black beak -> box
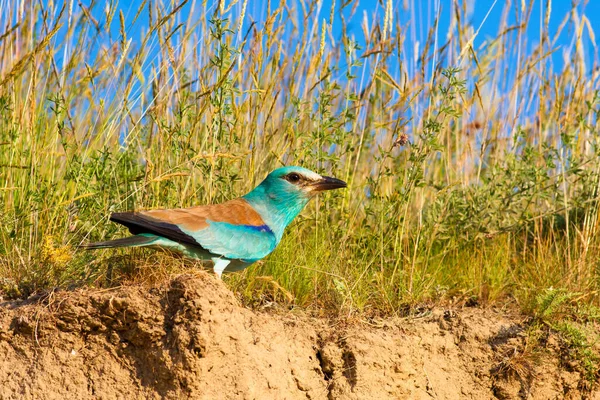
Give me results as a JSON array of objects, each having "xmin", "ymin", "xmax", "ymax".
[{"xmin": 311, "ymin": 176, "xmax": 347, "ymax": 192}]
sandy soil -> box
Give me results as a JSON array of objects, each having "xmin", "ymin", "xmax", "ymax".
[{"xmin": 0, "ymin": 272, "xmax": 595, "ymax": 399}]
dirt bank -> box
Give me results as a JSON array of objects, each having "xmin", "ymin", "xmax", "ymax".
[{"xmin": 0, "ymin": 272, "xmax": 594, "ymax": 399}]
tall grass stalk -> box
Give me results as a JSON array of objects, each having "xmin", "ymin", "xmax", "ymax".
[{"xmin": 0, "ymin": 0, "xmax": 599, "ymax": 317}]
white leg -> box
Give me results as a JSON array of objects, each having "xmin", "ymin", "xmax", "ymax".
[{"xmin": 212, "ymin": 257, "xmax": 231, "ymax": 279}]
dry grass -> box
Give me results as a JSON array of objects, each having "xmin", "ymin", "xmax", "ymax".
[{"xmin": 0, "ymin": 0, "xmax": 599, "ymax": 321}]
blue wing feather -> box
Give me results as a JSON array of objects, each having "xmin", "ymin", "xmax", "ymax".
[{"xmin": 181, "ymin": 221, "xmax": 277, "ymax": 261}]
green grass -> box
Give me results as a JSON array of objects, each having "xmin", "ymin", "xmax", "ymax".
[{"xmin": 1, "ymin": 0, "xmax": 600, "ymax": 324}]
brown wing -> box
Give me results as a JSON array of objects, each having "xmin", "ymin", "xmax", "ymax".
[{"xmin": 109, "ymin": 198, "xmax": 268, "ymax": 249}]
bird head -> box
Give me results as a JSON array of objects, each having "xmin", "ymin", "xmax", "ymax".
[
  {"xmin": 243, "ymin": 166, "xmax": 347, "ymax": 239},
  {"xmin": 261, "ymin": 166, "xmax": 347, "ymax": 198}
]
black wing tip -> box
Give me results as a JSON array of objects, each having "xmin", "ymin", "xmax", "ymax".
[
  {"xmin": 110, "ymin": 211, "xmax": 135, "ymax": 222},
  {"xmin": 107, "ymin": 211, "xmax": 202, "ymax": 249},
  {"xmin": 109, "ymin": 212, "xmax": 147, "ymax": 235}
]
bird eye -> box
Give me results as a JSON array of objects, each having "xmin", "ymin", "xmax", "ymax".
[{"xmin": 286, "ymin": 173, "xmax": 301, "ymax": 183}]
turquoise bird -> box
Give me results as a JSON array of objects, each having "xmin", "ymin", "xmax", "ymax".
[{"xmin": 82, "ymin": 166, "xmax": 346, "ymax": 278}]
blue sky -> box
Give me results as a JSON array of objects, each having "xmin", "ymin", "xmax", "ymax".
[
  {"xmin": 49, "ymin": 0, "xmax": 593, "ymax": 141},
  {"xmin": 15, "ymin": 0, "xmax": 596, "ymax": 136},
  {"xmin": 101, "ymin": 0, "xmax": 598, "ymax": 72}
]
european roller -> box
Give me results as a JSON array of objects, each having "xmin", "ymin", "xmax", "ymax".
[{"xmin": 82, "ymin": 166, "xmax": 346, "ymax": 278}]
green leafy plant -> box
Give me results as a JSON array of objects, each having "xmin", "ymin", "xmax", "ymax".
[{"xmin": 0, "ymin": 1, "xmax": 599, "ymax": 324}]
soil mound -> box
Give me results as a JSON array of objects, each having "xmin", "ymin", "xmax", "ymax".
[{"xmin": 0, "ymin": 273, "xmax": 594, "ymax": 399}]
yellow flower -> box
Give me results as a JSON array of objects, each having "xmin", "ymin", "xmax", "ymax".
[{"xmin": 42, "ymin": 236, "xmax": 73, "ymax": 267}]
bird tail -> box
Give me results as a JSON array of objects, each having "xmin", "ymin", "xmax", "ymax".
[{"xmin": 79, "ymin": 235, "xmax": 158, "ymax": 249}]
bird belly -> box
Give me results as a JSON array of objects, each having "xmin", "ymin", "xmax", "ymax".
[
  {"xmin": 148, "ymin": 237, "xmax": 213, "ymax": 261},
  {"xmin": 148, "ymin": 237, "xmax": 253, "ymax": 274}
]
